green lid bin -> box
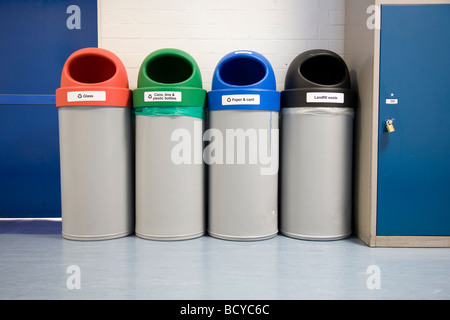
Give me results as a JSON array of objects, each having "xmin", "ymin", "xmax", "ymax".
[
  {"xmin": 133, "ymin": 48, "xmax": 207, "ymax": 240},
  {"xmin": 133, "ymin": 48, "xmax": 206, "ymax": 118}
]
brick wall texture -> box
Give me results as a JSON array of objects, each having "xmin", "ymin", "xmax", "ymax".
[{"xmin": 99, "ymin": 0, "xmax": 345, "ymax": 91}]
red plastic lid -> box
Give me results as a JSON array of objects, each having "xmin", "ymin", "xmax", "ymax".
[{"xmin": 56, "ymin": 47, "xmax": 131, "ymax": 107}]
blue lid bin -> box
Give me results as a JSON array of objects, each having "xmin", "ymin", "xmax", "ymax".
[
  {"xmin": 208, "ymin": 50, "xmax": 280, "ymax": 112},
  {"xmin": 207, "ymin": 50, "xmax": 280, "ymax": 241}
]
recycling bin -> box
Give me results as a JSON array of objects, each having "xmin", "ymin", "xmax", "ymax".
[
  {"xmin": 207, "ymin": 50, "xmax": 280, "ymax": 241},
  {"xmin": 133, "ymin": 48, "xmax": 206, "ymax": 240},
  {"xmin": 56, "ymin": 47, "xmax": 134, "ymax": 240},
  {"xmin": 280, "ymin": 49, "xmax": 355, "ymax": 240}
]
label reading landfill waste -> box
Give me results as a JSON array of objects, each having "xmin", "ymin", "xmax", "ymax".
[
  {"xmin": 67, "ymin": 91, "xmax": 106, "ymax": 102},
  {"xmin": 306, "ymin": 92, "xmax": 344, "ymax": 104},
  {"xmin": 222, "ymin": 94, "xmax": 260, "ymax": 106},
  {"xmin": 144, "ymin": 91, "xmax": 182, "ymax": 102}
]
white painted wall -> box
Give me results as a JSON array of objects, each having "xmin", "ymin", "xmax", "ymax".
[{"xmin": 98, "ymin": 0, "xmax": 345, "ymax": 91}]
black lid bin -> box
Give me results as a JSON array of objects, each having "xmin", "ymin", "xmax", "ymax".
[{"xmin": 280, "ymin": 49, "xmax": 355, "ymax": 240}]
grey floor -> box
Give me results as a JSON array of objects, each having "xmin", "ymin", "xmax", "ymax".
[{"xmin": 0, "ymin": 219, "xmax": 449, "ymax": 300}]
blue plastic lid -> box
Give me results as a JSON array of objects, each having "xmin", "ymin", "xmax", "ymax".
[{"xmin": 208, "ymin": 50, "xmax": 280, "ymax": 111}]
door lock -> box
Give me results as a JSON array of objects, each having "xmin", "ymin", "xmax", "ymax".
[{"xmin": 386, "ymin": 118, "xmax": 395, "ymax": 133}]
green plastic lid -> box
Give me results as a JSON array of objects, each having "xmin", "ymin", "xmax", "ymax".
[{"xmin": 133, "ymin": 49, "xmax": 206, "ymax": 118}]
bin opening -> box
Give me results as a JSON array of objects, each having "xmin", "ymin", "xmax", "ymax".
[
  {"xmin": 146, "ymin": 55, "xmax": 193, "ymax": 84},
  {"xmin": 220, "ymin": 56, "xmax": 266, "ymax": 86},
  {"xmin": 300, "ymin": 55, "xmax": 347, "ymax": 86},
  {"xmin": 69, "ymin": 54, "xmax": 117, "ymax": 84}
]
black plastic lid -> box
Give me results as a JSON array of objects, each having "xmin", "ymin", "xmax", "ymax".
[{"xmin": 281, "ymin": 49, "xmax": 354, "ymax": 108}]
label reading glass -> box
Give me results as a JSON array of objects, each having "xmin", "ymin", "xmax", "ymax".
[{"xmin": 67, "ymin": 91, "xmax": 106, "ymax": 102}]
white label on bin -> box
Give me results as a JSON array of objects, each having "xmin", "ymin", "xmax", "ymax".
[
  {"xmin": 67, "ymin": 91, "xmax": 106, "ymax": 102},
  {"xmin": 386, "ymin": 98, "xmax": 398, "ymax": 104},
  {"xmin": 306, "ymin": 92, "xmax": 344, "ymax": 104},
  {"xmin": 222, "ymin": 94, "xmax": 260, "ymax": 106},
  {"xmin": 144, "ymin": 91, "xmax": 182, "ymax": 102}
]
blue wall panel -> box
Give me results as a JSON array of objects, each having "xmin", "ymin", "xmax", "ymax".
[
  {"xmin": 0, "ymin": 0, "xmax": 98, "ymax": 218},
  {"xmin": 0, "ymin": 0, "xmax": 98, "ymax": 94},
  {"xmin": 0, "ymin": 105, "xmax": 61, "ymax": 217},
  {"xmin": 377, "ymin": 4, "xmax": 450, "ymax": 235}
]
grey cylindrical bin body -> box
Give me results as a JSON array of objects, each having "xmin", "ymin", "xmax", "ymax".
[
  {"xmin": 280, "ymin": 49, "xmax": 355, "ymax": 240},
  {"xmin": 56, "ymin": 48, "xmax": 134, "ymax": 241},
  {"xmin": 134, "ymin": 116, "xmax": 205, "ymax": 240},
  {"xmin": 207, "ymin": 110, "xmax": 279, "ymax": 240},
  {"xmin": 207, "ymin": 50, "xmax": 280, "ymax": 241},
  {"xmin": 133, "ymin": 48, "xmax": 206, "ymax": 240},
  {"xmin": 58, "ymin": 107, "xmax": 134, "ymax": 240}
]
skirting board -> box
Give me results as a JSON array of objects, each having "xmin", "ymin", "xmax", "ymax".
[{"xmin": 362, "ymin": 236, "xmax": 450, "ymax": 248}]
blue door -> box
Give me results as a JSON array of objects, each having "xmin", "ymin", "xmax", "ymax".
[
  {"xmin": 377, "ymin": 4, "xmax": 450, "ymax": 235},
  {"xmin": 0, "ymin": 0, "xmax": 97, "ymax": 218}
]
